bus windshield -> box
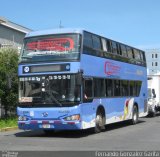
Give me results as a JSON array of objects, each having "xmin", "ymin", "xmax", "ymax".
[
  {"xmin": 20, "ymin": 33, "xmax": 81, "ymax": 62},
  {"xmin": 19, "ymin": 74, "xmax": 81, "ymax": 107}
]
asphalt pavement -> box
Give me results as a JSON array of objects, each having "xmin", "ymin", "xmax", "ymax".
[{"xmin": 0, "ymin": 114, "xmax": 160, "ymax": 156}]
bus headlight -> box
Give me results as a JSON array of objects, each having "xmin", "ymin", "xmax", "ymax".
[
  {"xmin": 18, "ymin": 116, "xmax": 27, "ymax": 121},
  {"xmin": 63, "ymin": 114, "xmax": 80, "ymax": 121}
]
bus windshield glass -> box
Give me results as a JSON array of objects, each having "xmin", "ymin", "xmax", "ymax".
[
  {"xmin": 20, "ymin": 33, "xmax": 81, "ymax": 62},
  {"xmin": 19, "ymin": 74, "xmax": 81, "ymax": 107}
]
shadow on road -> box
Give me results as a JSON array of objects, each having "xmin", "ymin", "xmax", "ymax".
[
  {"xmin": 105, "ymin": 119, "xmax": 145, "ymax": 132},
  {"xmin": 145, "ymin": 112, "xmax": 160, "ymax": 118},
  {"xmin": 15, "ymin": 129, "xmax": 90, "ymax": 138},
  {"xmin": 14, "ymin": 120, "xmax": 146, "ymax": 138}
]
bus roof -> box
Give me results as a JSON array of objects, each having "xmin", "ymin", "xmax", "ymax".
[
  {"xmin": 25, "ymin": 28, "xmax": 84, "ymax": 38},
  {"xmin": 25, "ymin": 28, "xmax": 144, "ymax": 53}
]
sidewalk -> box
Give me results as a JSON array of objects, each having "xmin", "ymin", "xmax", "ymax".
[{"xmin": 0, "ymin": 126, "xmax": 18, "ymax": 132}]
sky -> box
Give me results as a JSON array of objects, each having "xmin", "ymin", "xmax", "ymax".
[{"xmin": 0, "ymin": 0, "xmax": 160, "ymax": 49}]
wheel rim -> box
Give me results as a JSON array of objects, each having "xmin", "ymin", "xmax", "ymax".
[
  {"xmin": 96, "ymin": 114, "xmax": 103, "ymax": 128},
  {"xmin": 133, "ymin": 112, "xmax": 137, "ymax": 122},
  {"xmin": 133, "ymin": 106, "xmax": 138, "ymax": 123}
]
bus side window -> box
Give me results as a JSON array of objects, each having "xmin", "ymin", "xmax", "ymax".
[
  {"xmin": 133, "ymin": 49, "xmax": 141, "ymax": 60},
  {"xmin": 117, "ymin": 43, "xmax": 122, "ymax": 55},
  {"xmin": 114, "ymin": 80, "xmax": 121, "ymax": 96},
  {"xmin": 126, "ymin": 47, "xmax": 134, "ymax": 59},
  {"xmin": 142, "ymin": 51, "xmax": 146, "ymax": 62},
  {"xmin": 111, "ymin": 41, "xmax": 118, "ymax": 54},
  {"xmin": 139, "ymin": 51, "xmax": 145, "ymax": 61},
  {"xmin": 83, "ymin": 32, "xmax": 93, "ymax": 48},
  {"xmin": 92, "ymin": 35, "xmax": 102, "ymax": 50},
  {"xmin": 139, "ymin": 51, "xmax": 143, "ymax": 61},
  {"xmin": 135, "ymin": 81, "xmax": 142, "ymax": 96},
  {"xmin": 84, "ymin": 79, "xmax": 93, "ymax": 101},
  {"xmin": 101, "ymin": 38, "xmax": 107, "ymax": 51},
  {"xmin": 83, "ymin": 32, "xmax": 93, "ymax": 55},
  {"xmin": 106, "ymin": 79, "xmax": 113, "ymax": 97},
  {"xmin": 129, "ymin": 81, "xmax": 135, "ymax": 96},
  {"xmin": 94, "ymin": 78, "xmax": 105, "ymax": 97},
  {"xmin": 121, "ymin": 80, "xmax": 129, "ymax": 96},
  {"xmin": 106, "ymin": 40, "xmax": 112, "ymax": 53},
  {"xmin": 120, "ymin": 45, "xmax": 128, "ymax": 57}
]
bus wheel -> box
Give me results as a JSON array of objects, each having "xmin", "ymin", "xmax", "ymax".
[
  {"xmin": 131, "ymin": 105, "xmax": 139, "ymax": 125},
  {"xmin": 152, "ymin": 107, "xmax": 157, "ymax": 117},
  {"xmin": 94, "ymin": 110, "xmax": 105, "ymax": 133}
]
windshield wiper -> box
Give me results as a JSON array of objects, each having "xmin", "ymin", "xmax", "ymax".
[
  {"xmin": 46, "ymin": 91, "xmax": 62, "ymax": 107},
  {"xmin": 21, "ymin": 56, "xmax": 32, "ymax": 59},
  {"xmin": 51, "ymin": 92, "xmax": 62, "ymax": 107}
]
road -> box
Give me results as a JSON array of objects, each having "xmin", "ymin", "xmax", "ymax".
[{"xmin": 0, "ymin": 114, "xmax": 160, "ymax": 154}]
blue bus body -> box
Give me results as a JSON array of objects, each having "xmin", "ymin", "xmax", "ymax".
[{"xmin": 17, "ymin": 28, "xmax": 147, "ymax": 131}]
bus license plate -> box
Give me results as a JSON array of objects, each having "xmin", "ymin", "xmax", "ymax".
[{"xmin": 42, "ymin": 124, "xmax": 51, "ymax": 128}]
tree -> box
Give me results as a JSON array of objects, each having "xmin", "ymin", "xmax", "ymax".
[{"xmin": 0, "ymin": 48, "xmax": 18, "ymax": 117}]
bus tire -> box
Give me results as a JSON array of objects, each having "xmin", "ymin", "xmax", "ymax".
[
  {"xmin": 131, "ymin": 105, "xmax": 139, "ymax": 125},
  {"xmin": 150, "ymin": 107, "xmax": 157, "ymax": 117},
  {"xmin": 93, "ymin": 108, "xmax": 106, "ymax": 133}
]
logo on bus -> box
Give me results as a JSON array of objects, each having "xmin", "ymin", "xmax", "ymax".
[
  {"xmin": 24, "ymin": 66, "xmax": 30, "ymax": 73},
  {"xmin": 42, "ymin": 112, "xmax": 48, "ymax": 117},
  {"xmin": 104, "ymin": 61, "xmax": 121, "ymax": 75}
]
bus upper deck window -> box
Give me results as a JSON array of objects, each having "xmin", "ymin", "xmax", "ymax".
[
  {"xmin": 106, "ymin": 40, "xmax": 112, "ymax": 53},
  {"xmin": 92, "ymin": 35, "xmax": 102, "ymax": 50},
  {"xmin": 127, "ymin": 47, "xmax": 134, "ymax": 59},
  {"xmin": 111, "ymin": 41, "xmax": 118, "ymax": 54},
  {"xmin": 133, "ymin": 49, "xmax": 141, "ymax": 60},
  {"xmin": 101, "ymin": 38, "xmax": 107, "ymax": 51},
  {"xmin": 120, "ymin": 45, "xmax": 128, "ymax": 57}
]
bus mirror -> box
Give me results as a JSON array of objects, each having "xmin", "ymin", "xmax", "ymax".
[
  {"xmin": 152, "ymin": 89, "xmax": 156, "ymax": 98},
  {"xmin": 76, "ymin": 73, "xmax": 82, "ymax": 85}
]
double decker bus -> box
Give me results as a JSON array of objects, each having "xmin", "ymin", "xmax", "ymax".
[{"xmin": 17, "ymin": 28, "xmax": 147, "ymax": 133}]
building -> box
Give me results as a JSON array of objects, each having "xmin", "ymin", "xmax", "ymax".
[
  {"xmin": 0, "ymin": 17, "xmax": 32, "ymax": 51},
  {"xmin": 145, "ymin": 49, "xmax": 160, "ymax": 75},
  {"xmin": 0, "ymin": 17, "xmax": 32, "ymax": 117}
]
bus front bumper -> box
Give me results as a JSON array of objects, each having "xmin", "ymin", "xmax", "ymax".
[{"xmin": 18, "ymin": 119, "xmax": 82, "ymax": 131}]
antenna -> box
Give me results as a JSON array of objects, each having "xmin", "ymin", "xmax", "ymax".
[{"xmin": 59, "ymin": 20, "xmax": 63, "ymax": 28}]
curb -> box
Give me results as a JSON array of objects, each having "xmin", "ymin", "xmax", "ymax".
[{"xmin": 0, "ymin": 126, "xmax": 18, "ymax": 132}]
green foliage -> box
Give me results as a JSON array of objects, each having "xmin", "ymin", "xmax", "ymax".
[
  {"xmin": 0, "ymin": 48, "xmax": 19, "ymax": 117},
  {"xmin": 0, "ymin": 116, "xmax": 17, "ymax": 129}
]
